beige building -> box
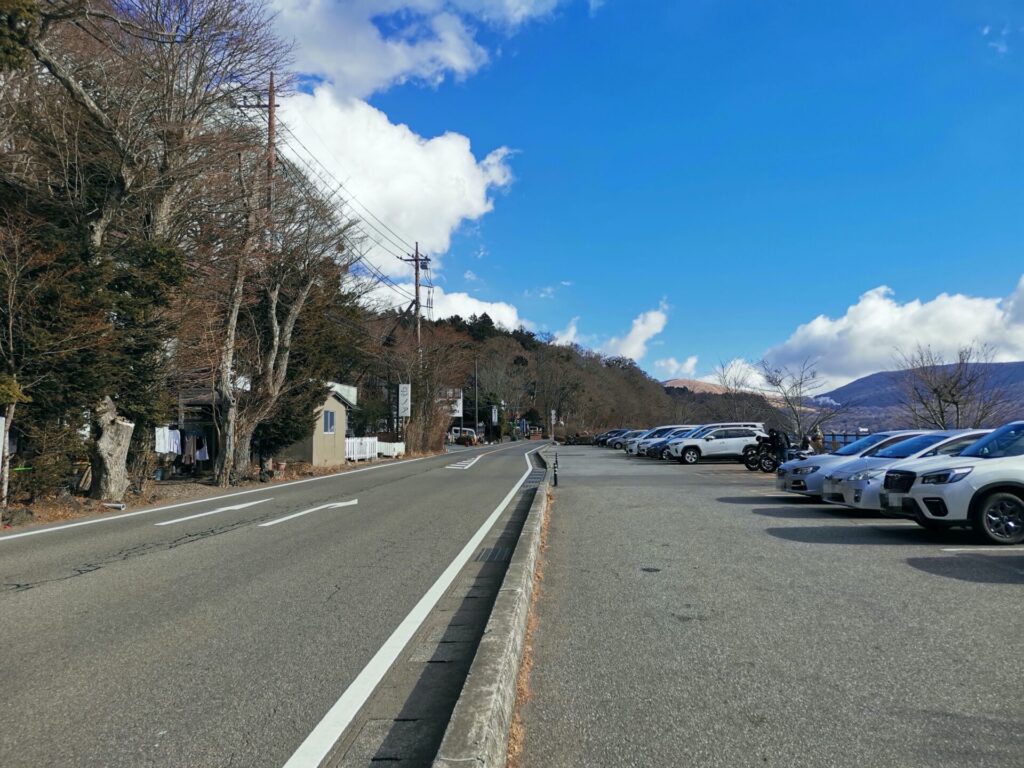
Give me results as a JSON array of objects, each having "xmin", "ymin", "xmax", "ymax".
[{"xmin": 280, "ymin": 384, "xmax": 358, "ymax": 467}]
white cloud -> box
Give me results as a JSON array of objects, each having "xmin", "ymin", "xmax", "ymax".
[
  {"xmin": 281, "ymin": 88, "xmax": 512, "ymax": 278},
  {"xmin": 765, "ymin": 277, "xmax": 1024, "ymax": 387},
  {"xmin": 602, "ymin": 302, "xmax": 668, "ymax": 361},
  {"xmin": 271, "ymin": 0, "xmax": 566, "ymax": 99},
  {"xmin": 560, "ymin": 280, "xmax": 573, "ymax": 287},
  {"xmin": 463, "ymin": 269, "xmax": 479, "ymax": 281},
  {"xmin": 654, "ymin": 355, "xmax": 699, "ymax": 379},
  {"xmin": 554, "ymin": 316, "xmax": 579, "ymax": 345},
  {"xmin": 367, "ymin": 282, "xmax": 530, "ymax": 328}
]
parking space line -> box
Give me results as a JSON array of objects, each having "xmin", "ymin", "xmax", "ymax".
[
  {"xmin": 258, "ymin": 500, "xmax": 358, "ymax": 528},
  {"xmin": 155, "ymin": 499, "xmax": 272, "ymax": 526},
  {"xmin": 940, "ymin": 546, "xmax": 1019, "ymax": 553}
]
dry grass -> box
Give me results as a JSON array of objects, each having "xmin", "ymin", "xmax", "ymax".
[{"xmin": 506, "ymin": 488, "xmax": 553, "ymax": 768}]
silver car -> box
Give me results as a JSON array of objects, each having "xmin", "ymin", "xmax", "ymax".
[{"xmin": 776, "ymin": 431, "xmax": 924, "ymax": 499}]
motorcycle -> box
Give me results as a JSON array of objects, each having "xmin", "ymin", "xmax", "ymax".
[{"xmin": 744, "ymin": 439, "xmax": 780, "ymax": 473}]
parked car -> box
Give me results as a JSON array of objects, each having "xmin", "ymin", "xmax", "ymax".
[
  {"xmin": 644, "ymin": 427, "xmax": 702, "ymax": 459},
  {"xmin": 636, "ymin": 425, "xmax": 699, "ymax": 457},
  {"xmin": 776, "ymin": 431, "xmax": 924, "ymax": 498},
  {"xmin": 820, "ymin": 430, "xmax": 989, "ymax": 510},
  {"xmin": 610, "ymin": 430, "xmax": 646, "ymax": 450},
  {"xmin": 884, "ymin": 421, "xmax": 1024, "ymax": 544},
  {"xmin": 666, "ymin": 423, "xmax": 766, "ymax": 461},
  {"xmin": 671, "ymin": 426, "xmax": 768, "ymax": 465},
  {"xmin": 596, "ymin": 428, "xmax": 630, "ymax": 446},
  {"xmin": 626, "ymin": 425, "xmax": 692, "ymax": 455}
]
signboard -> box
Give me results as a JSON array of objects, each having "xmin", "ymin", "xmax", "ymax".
[
  {"xmin": 397, "ymin": 383, "xmax": 411, "ymax": 418},
  {"xmin": 441, "ymin": 388, "xmax": 463, "ymax": 418},
  {"xmin": 491, "ymin": 405, "xmax": 498, "ymax": 425},
  {"xmin": 550, "ymin": 409, "xmax": 557, "ymax": 427}
]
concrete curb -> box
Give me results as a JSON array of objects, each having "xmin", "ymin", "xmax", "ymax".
[{"xmin": 431, "ymin": 449, "xmax": 551, "ymax": 768}]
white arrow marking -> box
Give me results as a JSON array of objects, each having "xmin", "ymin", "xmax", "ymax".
[
  {"xmin": 154, "ymin": 499, "xmax": 273, "ymax": 526},
  {"xmin": 259, "ymin": 500, "xmax": 359, "ymax": 528}
]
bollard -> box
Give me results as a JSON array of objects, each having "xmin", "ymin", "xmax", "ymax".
[{"xmin": 553, "ymin": 452, "xmax": 559, "ymax": 487}]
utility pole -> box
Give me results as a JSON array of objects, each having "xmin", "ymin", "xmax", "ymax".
[
  {"xmin": 400, "ymin": 242, "xmax": 430, "ymax": 357},
  {"xmin": 475, "ymin": 358, "xmax": 480, "ymax": 442},
  {"xmin": 267, "ymin": 71, "xmax": 276, "ymax": 215}
]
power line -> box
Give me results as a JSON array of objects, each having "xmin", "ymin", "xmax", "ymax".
[{"xmin": 233, "ymin": 101, "xmax": 418, "ymax": 304}]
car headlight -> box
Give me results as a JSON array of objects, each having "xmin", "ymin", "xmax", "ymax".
[
  {"xmin": 849, "ymin": 470, "xmax": 882, "ymax": 482},
  {"xmin": 921, "ymin": 467, "xmax": 973, "ymax": 485},
  {"xmin": 791, "ymin": 466, "xmax": 820, "ymax": 475}
]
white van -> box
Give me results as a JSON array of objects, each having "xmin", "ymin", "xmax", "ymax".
[{"xmin": 448, "ymin": 427, "xmax": 477, "ymax": 444}]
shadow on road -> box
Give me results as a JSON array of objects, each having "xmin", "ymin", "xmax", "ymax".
[
  {"xmin": 752, "ymin": 506, "xmax": 858, "ymax": 520},
  {"xmin": 906, "ymin": 554, "xmax": 1024, "ymax": 585},
  {"xmin": 717, "ymin": 494, "xmax": 815, "ymax": 506},
  {"xmin": 765, "ymin": 525, "xmax": 965, "ymax": 546}
]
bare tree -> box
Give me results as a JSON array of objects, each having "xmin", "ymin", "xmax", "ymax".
[
  {"xmin": 713, "ymin": 358, "xmax": 772, "ymax": 421},
  {"xmin": 758, "ymin": 358, "xmax": 847, "ymax": 438},
  {"xmin": 894, "ymin": 344, "xmax": 1010, "ymax": 428}
]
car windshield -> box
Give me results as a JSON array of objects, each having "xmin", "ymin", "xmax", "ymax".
[
  {"xmin": 870, "ymin": 433, "xmax": 945, "ymax": 459},
  {"xmin": 832, "ymin": 433, "xmax": 890, "ymax": 456},
  {"xmin": 959, "ymin": 423, "xmax": 1024, "ymax": 459}
]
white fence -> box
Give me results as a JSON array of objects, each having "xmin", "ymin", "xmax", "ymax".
[
  {"xmin": 377, "ymin": 441, "xmax": 405, "ymax": 458},
  {"xmin": 345, "ymin": 437, "xmax": 378, "ymax": 462}
]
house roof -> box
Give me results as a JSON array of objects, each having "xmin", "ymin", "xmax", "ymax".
[{"xmin": 328, "ymin": 383, "xmax": 358, "ymax": 409}]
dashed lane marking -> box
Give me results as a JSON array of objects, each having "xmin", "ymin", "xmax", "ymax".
[{"xmin": 259, "ymin": 500, "xmax": 359, "ymax": 528}]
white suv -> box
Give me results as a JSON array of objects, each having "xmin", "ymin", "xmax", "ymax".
[
  {"xmin": 886, "ymin": 421, "xmax": 1024, "ymax": 545},
  {"xmin": 672, "ymin": 426, "xmax": 767, "ymax": 465},
  {"xmin": 666, "ymin": 422, "xmax": 765, "ymax": 460}
]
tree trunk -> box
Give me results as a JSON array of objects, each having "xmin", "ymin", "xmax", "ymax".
[
  {"xmin": 214, "ymin": 396, "xmax": 237, "ymax": 487},
  {"xmin": 1, "ymin": 402, "xmax": 14, "ymax": 508},
  {"xmin": 89, "ymin": 396, "xmax": 135, "ymax": 501},
  {"xmin": 233, "ymin": 423, "xmax": 255, "ymax": 481}
]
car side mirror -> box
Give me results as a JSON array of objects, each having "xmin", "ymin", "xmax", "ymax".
[{"xmin": 705, "ymin": 436, "xmax": 714, "ymax": 441}]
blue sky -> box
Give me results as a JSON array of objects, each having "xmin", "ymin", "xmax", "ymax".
[{"xmin": 275, "ymin": 0, "xmax": 1024, "ymax": 386}]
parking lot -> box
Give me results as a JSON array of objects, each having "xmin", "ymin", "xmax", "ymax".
[{"xmin": 518, "ymin": 446, "xmax": 1023, "ymax": 768}]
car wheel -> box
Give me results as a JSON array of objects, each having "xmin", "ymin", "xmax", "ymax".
[
  {"xmin": 612, "ymin": 441, "xmax": 623, "ymax": 450},
  {"xmin": 661, "ymin": 448, "xmax": 672, "ymax": 460},
  {"xmin": 973, "ymin": 491, "xmax": 1024, "ymax": 545},
  {"xmin": 682, "ymin": 447, "xmax": 700, "ymax": 465}
]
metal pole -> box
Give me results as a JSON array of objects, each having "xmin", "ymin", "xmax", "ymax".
[{"xmin": 475, "ymin": 358, "xmax": 479, "ymax": 442}]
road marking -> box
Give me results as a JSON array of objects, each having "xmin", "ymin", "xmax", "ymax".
[
  {"xmin": 0, "ymin": 454, "xmax": 439, "ymax": 542},
  {"xmin": 154, "ymin": 499, "xmax": 273, "ymax": 526},
  {"xmin": 941, "ymin": 546, "xmax": 1020, "ymax": 553},
  {"xmin": 282, "ymin": 445, "xmax": 543, "ymax": 768},
  {"xmin": 446, "ymin": 455, "xmax": 481, "ymax": 470},
  {"xmin": 259, "ymin": 500, "xmax": 359, "ymax": 528}
]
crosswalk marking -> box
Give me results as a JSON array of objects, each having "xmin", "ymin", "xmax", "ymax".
[{"xmin": 446, "ymin": 455, "xmax": 481, "ymax": 471}]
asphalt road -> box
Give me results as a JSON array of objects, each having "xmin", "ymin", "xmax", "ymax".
[
  {"xmin": 519, "ymin": 447, "xmax": 1024, "ymax": 768},
  {"xmin": 0, "ymin": 441, "xmax": 540, "ymax": 768}
]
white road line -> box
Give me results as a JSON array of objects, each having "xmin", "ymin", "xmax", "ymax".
[
  {"xmin": 446, "ymin": 455, "xmax": 481, "ymax": 470},
  {"xmin": 154, "ymin": 499, "xmax": 273, "ymax": 526},
  {"xmin": 941, "ymin": 546, "xmax": 1020, "ymax": 553},
  {"xmin": 0, "ymin": 455, "xmax": 433, "ymax": 543},
  {"xmin": 258, "ymin": 500, "xmax": 359, "ymax": 528},
  {"xmin": 282, "ymin": 445, "xmax": 543, "ymax": 768}
]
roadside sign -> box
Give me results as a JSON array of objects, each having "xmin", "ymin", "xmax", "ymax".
[
  {"xmin": 491, "ymin": 405, "xmax": 498, "ymax": 425},
  {"xmin": 397, "ymin": 383, "xmax": 411, "ymax": 418}
]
